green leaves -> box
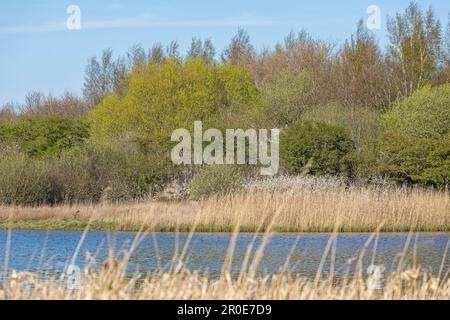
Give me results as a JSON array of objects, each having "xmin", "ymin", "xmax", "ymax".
[
  {"xmin": 0, "ymin": 117, "xmax": 89, "ymax": 158},
  {"xmin": 382, "ymin": 85, "xmax": 450, "ymax": 139},
  {"xmin": 281, "ymin": 122, "xmax": 355, "ymax": 177},
  {"xmin": 363, "ymin": 84, "xmax": 450, "ymax": 187},
  {"xmin": 87, "ymin": 59, "xmax": 263, "ymax": 143},
  {"xmin": 368, "ymin": 132, "xmax": 450, "ymax": 187}
]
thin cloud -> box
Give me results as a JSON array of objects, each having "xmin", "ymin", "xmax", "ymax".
[
  {"xmin": 0, "ymin": 14, "xmax": 317, "ymax": 34},
  {"xmin": 0, "ymin": 21, "xmax": 66, "ymax": 34}
]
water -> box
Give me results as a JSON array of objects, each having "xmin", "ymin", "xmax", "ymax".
[{"xmin": 0, "ymin": 231, "xmax": 448, "ymax": 280}]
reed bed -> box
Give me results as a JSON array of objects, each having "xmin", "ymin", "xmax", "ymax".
[
  {"xmin": 2, "ymin": 268, "xmax": 450, "ymax": 300},
  {"xmin": 0, "ymin": 184, "xmax": 449, "ymax": 232}
]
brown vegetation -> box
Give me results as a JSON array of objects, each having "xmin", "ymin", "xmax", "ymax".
[{"xmin": 1, "ymin": 185, "xmax": 448, "ymax": 232}]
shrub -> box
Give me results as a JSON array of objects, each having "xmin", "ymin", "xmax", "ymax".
[
  {"xmin": 0, "ymin": 143, "xmax": 117, "ymax": 205},
  {"xmin": 50, "ymin": 141, "xmax": 165, "ymax": 204},
  {"xmin": 301, "ymin": 103, "xmax": 381, "ymax": 144},
  {"xmin": 0, "ymin": 141, "xmax": 166, "ymax": 205},
  {"xmin": 106, "ymin": 150, "xmax": 166, "ymax": 202},
  {"xmin": 382, "ymin": 84, "xmax": 450, "ymax": 139},
  {"xmin": 189, "ymin": 165, "xmax": 244, "ymax": 200},
  {"xmin": 0, "ymin": 148, "xmax": 53, "ymax": 205},
  {"xmin": 359, "ymin": 84, "xmax": 450, "ymax": 187},
  {"xmin": 0, "ymin": 116, "xmax": 89, "ymax": 157},
  {"xmin": 359, "ymin": 132, "xmax": 450, "ymax": 187},
  {"xmin": 48, "ymin": 143, "xmax": 122, "ymax": 203},
  {"xmin": 280, "ymin": 122, "xmax": 355, "ymax": 176}
]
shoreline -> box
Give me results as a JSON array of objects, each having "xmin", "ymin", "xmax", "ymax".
[{"xmin": 1, "ymin": 219, "xmax": 450, "ymax": 233}]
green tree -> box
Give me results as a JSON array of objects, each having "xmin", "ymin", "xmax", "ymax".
[
  {"xmin": 361, "ymin": 132, "xmax": 450, "ymax": 187},
  {"xmin": 87, "ymin": 58, "xmax": 263, "ymax": 144},
  {"xmin": 382, "ymin": 84, "xmax": 450, "ymax": 139},
  {"xmin": 281, "ymin": 122, "xmax": 355, "ymax": 176},
  {"xmin": 361, "ymin": 84, "xmax": 450, "ymax": 187},
  {"xmin": 0, "ymin": 117, "xmax": 89, "ymax": 157}
]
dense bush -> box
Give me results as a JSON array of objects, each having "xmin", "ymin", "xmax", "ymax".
[
  {"xmin": 280, "ymin": 122, "xmax": 355, "ymax": 176},
  {"xmin": 0, "ymin": 148, "xmax": 53, "ymax": 205},
  {"xmin": 48, "ymin": 143, "xmax": 123, "ymax": 203},
  {"xmin": 359, "ymin": 85, "xmax": 450, "ymax": 187},
  {"xmin": 0, "ymin": 142, "xmax": 166, "ymax": 205},
  {"xmin": 359, "ymin": 132, "xmax": 450, "ymax": 187},
  {"xmin": 56, "ymin": 141, "xmax": 170, "ymax": 203},
  {"xmin": 0, "ymin": 117, "xmax": 89, "ymax": 157},
  {"xmin": 189, "ymin": 165, "xmax": 244, "ymax": 200},
  {"xmin": 106, "ymin": 148, "xmax": 167, "ymax": 202},
  {"xmin": 301, "ymin": 104, "xmax": 381, "ymax": 144},
  {"xmin": 359, "ymin": 85, "xmax": 450, "ymax": 188},
  {"xmin": 382, "ymin": 85, "xmax": 450, "ymax": 139}
]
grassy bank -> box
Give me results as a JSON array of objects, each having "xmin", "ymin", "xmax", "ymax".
[
  {"xmin": 1, "ymin": 186, "xmax": 449, "ymax": 233},
  {"xmin": 1, "ymin": 220, "xmax": 450, "ymax": 233}
]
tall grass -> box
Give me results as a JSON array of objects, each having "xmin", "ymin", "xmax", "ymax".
[
  {"xmin": 1, "ymin": 184, "xmax": 449, "ymax": 232},
  {"xmin": 3, "ymin": 266, "xmax": 449, "ymax": 300}
]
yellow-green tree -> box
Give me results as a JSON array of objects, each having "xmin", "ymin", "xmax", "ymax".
[
  {"xmin": 360, "ymin": 84, "xmax": 450, "ymax": 187},
  {"xmin": 87, "ymin": 58, "xmax": 263, "ymax": 146},
  {"xmin": 382, "ymin": 84, "xmax": 450, "ymax": 139}
]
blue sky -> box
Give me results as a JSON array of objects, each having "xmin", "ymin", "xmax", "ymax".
[{"xmin": 0, "ymin": 0, "xmax": 448, "ymax": 106}]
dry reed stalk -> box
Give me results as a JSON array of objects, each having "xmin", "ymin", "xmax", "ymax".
[{"xmin": 0, "ymin": 186, "xmax": 448, "ymax": 232}]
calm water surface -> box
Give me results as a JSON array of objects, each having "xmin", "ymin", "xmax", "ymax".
[{"xmin": 0, "ymin": 231, "xmax": 448, "ymax": 279}]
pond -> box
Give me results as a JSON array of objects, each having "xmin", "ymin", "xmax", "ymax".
[{"xmin": 0, "ymin": 231, "xmax": 448, "ymax": 279}]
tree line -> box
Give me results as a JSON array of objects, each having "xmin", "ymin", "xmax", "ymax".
[{"xmin": 0, "ymin": 2, "xmax": 449, "ymax": 205}]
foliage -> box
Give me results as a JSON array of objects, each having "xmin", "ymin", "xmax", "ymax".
[
  {"xmin": 0, "ymin": 141, "xmax": 166, "ymax": 205},
  {"xmin": 360, "ymin": 132, "xmax": 450, "ymax": 187},
  {"xmin": 382, "ymin": 84, "xmax": 450, "ymax": 139},
  {"xmin": 334, "ymin": 20, "xmax": 389, "ymax": 110},
  {"xmin": 360, "ymin": 84, "xmax": 450, "ymax": 187},
  {"xmin": 0, "ymin": 117, "xmax": 89, "ymax": 157},
  {"xmin": 0, "ymin": 147, "xmax": 53, "ymax": 205},
  {"xmin": 189, "ymin": 165, "xmax": 244, "ymax": 200},
  {"xmin": 221, "ymin": 28, "xmax": 255, "ymax": 66},
  {"xmin": 280, "ymin": 122, "xmax": 355, "ymax": 176},
  {"xmin": 301, "ymin": 103, "xmax": 381, "ymax": 144},
  {"xmin": 1, "ymin": 2, "xmax": 449, "ymax": 206},
  {"xmin": 51, "ymin": 141, "xmax": 167, "ymax": 203},
  {"xmin": 261, "ymin": 69, "xmax": 314, "ymax": 127},
  {"xmin": 49, "ymin": 143, "xmax": 124, "ymax": 203},
  {"xmin": 87, "ymin": 58, "xmax": 263, "ymax": 147}
]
